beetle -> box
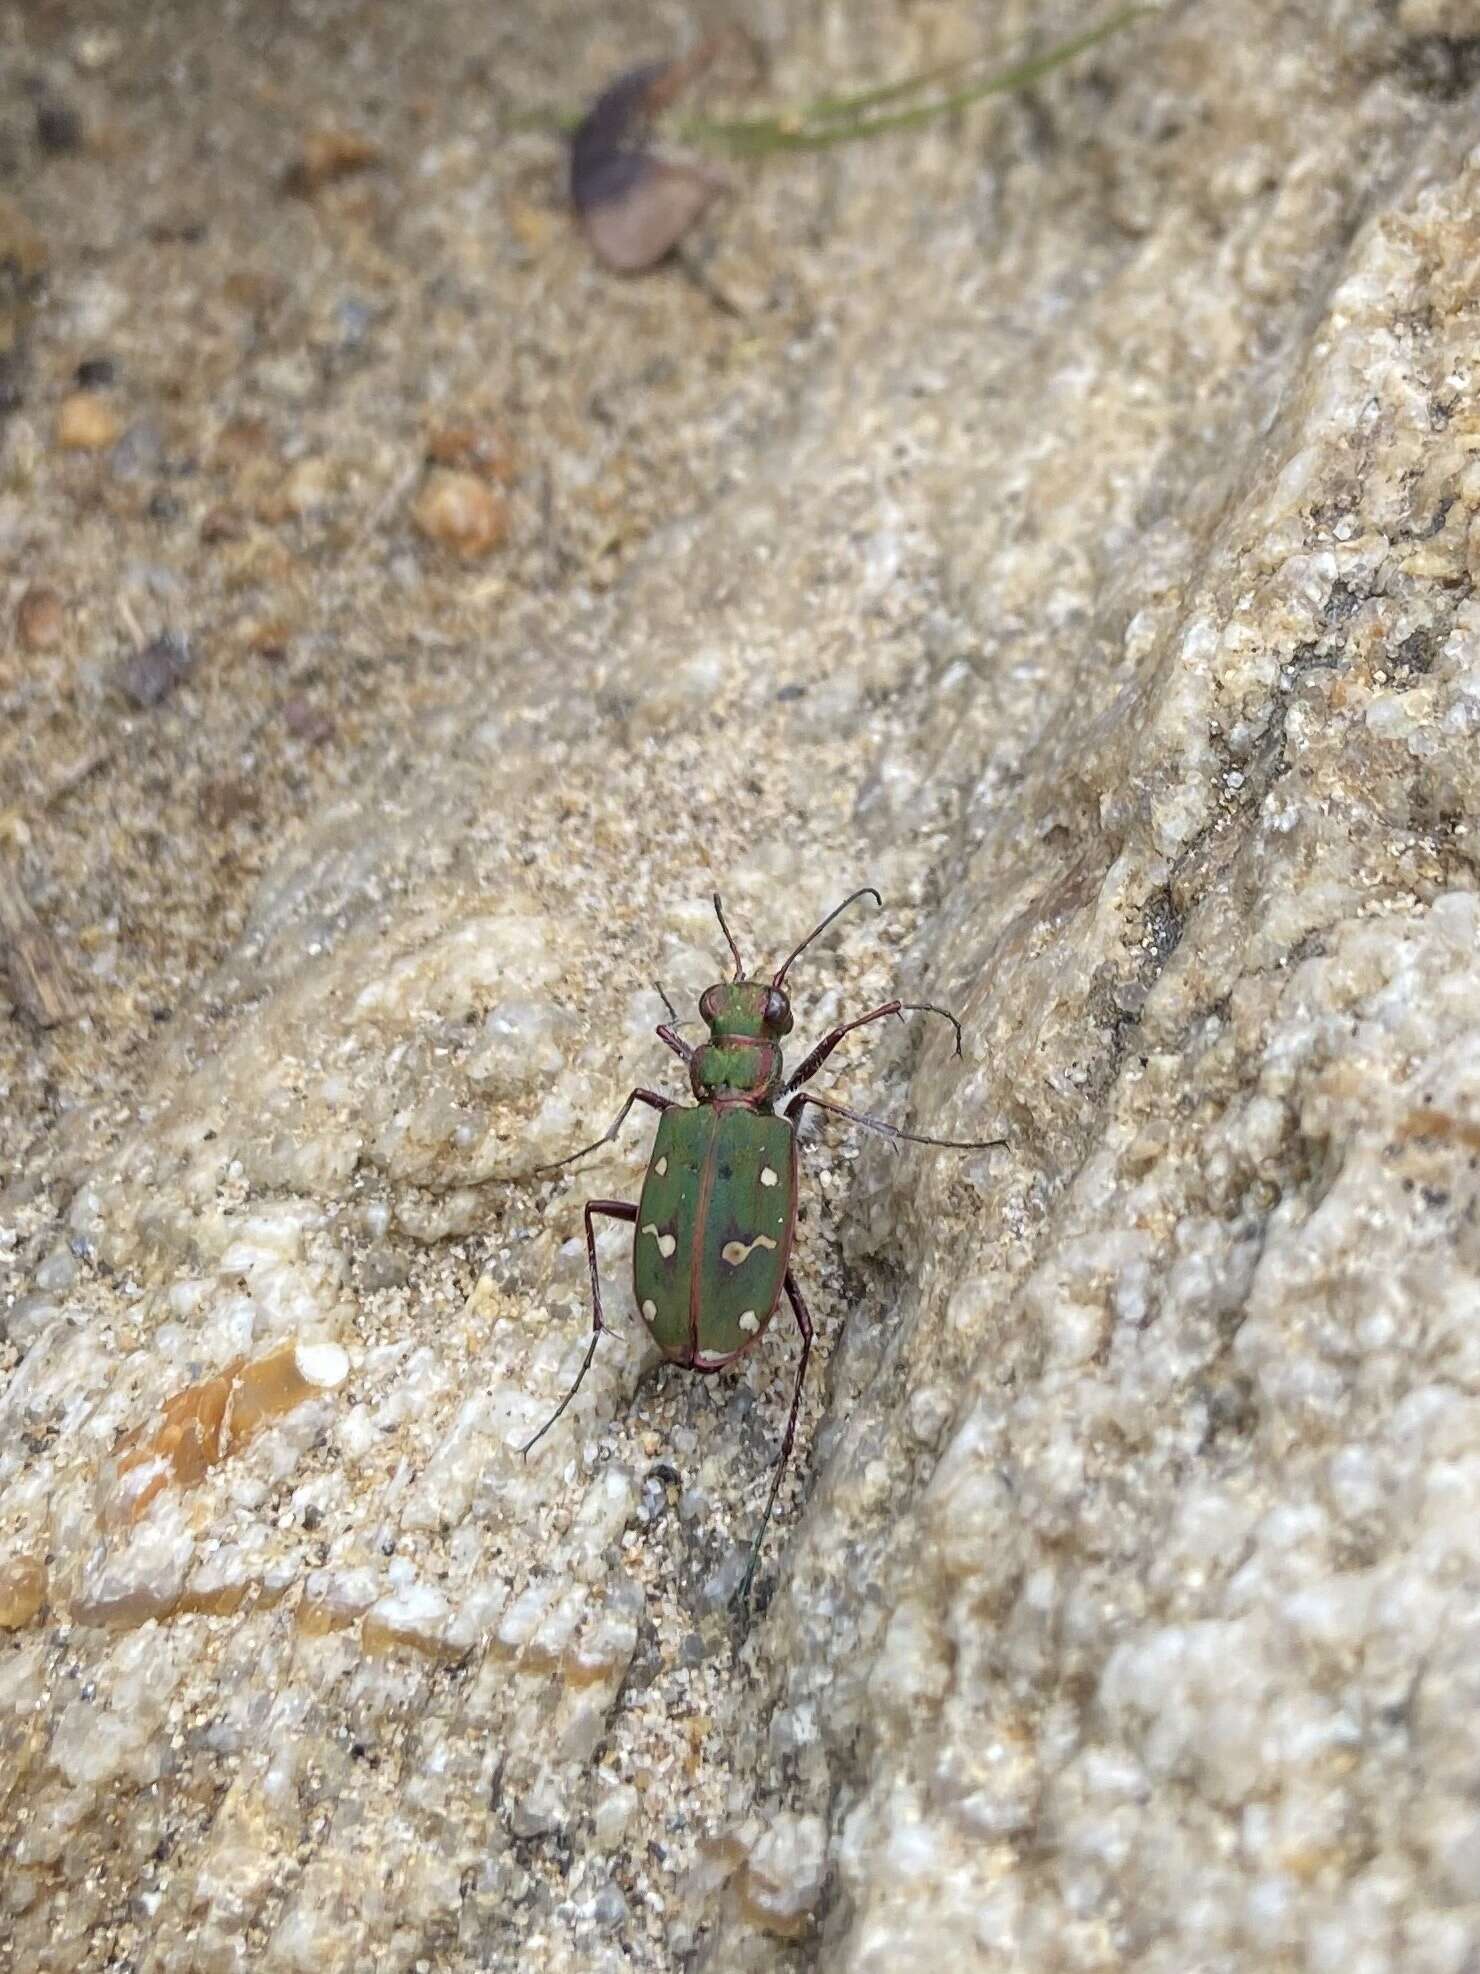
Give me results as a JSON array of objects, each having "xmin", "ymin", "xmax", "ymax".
[{"xmin": 521, "ymin": 888, "xmax": 1005, "ymax": 1602}]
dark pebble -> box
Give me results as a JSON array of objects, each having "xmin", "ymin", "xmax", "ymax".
[
  {"xmin": 570, "ymin": 62, "xmax": 719, "ymax": 274},
  {"xmin": 145, "ymin": 214, "xmax": 208, "ymax": 245},
  {"xmin": 74, "ymin": 357, "xmax": 116, "ymax": 389},
  {"xmin": 36, "ymin": 101, "xmax": 84, "ymax": 155},
  {"xmin": 114, "ymin": 630, "xmax": 195, "ymax": 708}
]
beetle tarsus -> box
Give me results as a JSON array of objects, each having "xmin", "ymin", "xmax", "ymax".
[
  {"xmin": 785, "ymin": 1088, "xmax": 1006, "ymax": 1153},
  {"xmin": 901, "ymin": 1000, "xmax": 966, "ymax": 1059},
  {"xmin": 520, "ymin": 1198, "xmax": 638, "ymax": 1456},
  {"xmin": 523, "ymin": 1086, "xmax": 673, "ymax": 1177},
  {"xmin": 655, "ymin": 982, "xmax": 704, "ymax": 1045},
  {"xmin": 735, "ymin": 1267, "xmax": 813, "ymax": 1608},
  {"xmin": 784, "ymin": 997, "xmax": 970, "ymax": 1095}
]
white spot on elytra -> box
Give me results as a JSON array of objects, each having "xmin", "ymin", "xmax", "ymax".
[
  {"xmin": 760, "ymin": 1166, "xmax": 778, "ymax": 1187},
  {"xmin": 655, "ymin": 1157, "xmax": 667, "ymax": 1175},
  {"xmin": 641, "ymin": 1299, "xmax": 657, "ymax": 1321},
  {"xmin": 641, "ymin": 1222, "xmax": 677, "ymax": 1258},
  {"xmin": 738, "ymin": 1310, "xmax": 759, "ymax": 1333},
  {"xmin": 721, "ymin": 1235, "xmax": 778, "ymax": 1266}
]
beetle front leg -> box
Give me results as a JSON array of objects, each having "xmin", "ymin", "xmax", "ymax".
[
  {"xmin": 523, "ymin": 1087, "xmax": 673, "ymax": 1177},
  {"xmin": 784, "ymin": 999, "xmax": 966, "ymax": 1095},
  {"xmin": 785, "ymin": 1089, "xmax": 1005, "ymax": 1152},
  {"xmin": 521, "ymin": 1199, "xmax": 637, "ymax": 1457},
  {"xmin": 737, "ymin": 1269, "xmax": 814, "ymax": 1606},
  {"xmin": 653, "ymin": 981, "xmax": 696, "ymax": 1065}
]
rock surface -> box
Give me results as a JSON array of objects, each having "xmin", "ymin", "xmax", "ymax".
[{"xmin": 4, "ymin": 2, "xmax": 1480, "ymax": 1971}]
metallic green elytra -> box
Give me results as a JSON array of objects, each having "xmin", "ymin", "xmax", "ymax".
[
  {"xmin": 519, "ymin": 889, "xmax": 1006, "ymax": 1605},
  {"xmin": 635, "ymin": 1105, "xmax": 797, "ymax": 1367}
]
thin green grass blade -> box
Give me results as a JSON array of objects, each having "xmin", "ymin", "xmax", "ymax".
[
  {"xmin": 707, "ymin": 51, "xmax": 1007, "ymax": 136},
  {"xmin": 678, "ymin": 8, "xmax": 1149, "ymax": 158}
]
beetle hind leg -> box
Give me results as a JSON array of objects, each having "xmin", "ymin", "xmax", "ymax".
[
  {"xmin": 785, "ymin": 1088, "xmax": 1006, "ymax": 1153},
  {"xmin": 737, "ymin": 1268, "xmax": 814, "ymax": 1606},
  {"xmin": 520, "ymin": 1199, "xmax": 637, "ymax": 1457}
]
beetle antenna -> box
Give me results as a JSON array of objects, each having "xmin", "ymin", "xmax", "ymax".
[
  {"xmin": 712, "ymin": 893, "xmax": 745, "ymax": 981},
  {"xmin": 772, "ymin": 887, "xmax": 883, "ymax": 988}
]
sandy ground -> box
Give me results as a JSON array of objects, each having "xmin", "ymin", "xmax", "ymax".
[
  {"xmin": 1, "ymin": 0, "xmax": 852, "ymax": 1183},
  {"xmin": 5, "ymin": 2, "xmax": 1480, "ymax": 1971}
]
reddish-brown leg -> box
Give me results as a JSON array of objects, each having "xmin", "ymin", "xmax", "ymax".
[
  {"xmin": 784, "ymin": 1000, "xmax": 966, "ymax": 1094},
  {"xmin": 738, "ymin": 1269, "xmax": 814, "ymax": 1605},
  {"xmin": 521, "ymin": 1199, "xmax": 637, "ymax": 1456},
  {"xmin": 784, "ymin": 1089, "xmax": 1005, "ymax": 1152},
  {"xmin": 529, "ymin": 1088, "xmax": 672, "ymax": 1176},
  {"xmin": 654, "ymin": 981, "xmax": 695, "ymax": 1064}
]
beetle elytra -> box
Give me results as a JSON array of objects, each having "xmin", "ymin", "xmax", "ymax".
[{"xmin": 521, "ymin": 889, "xmax": 1005, "ymax": 1603}]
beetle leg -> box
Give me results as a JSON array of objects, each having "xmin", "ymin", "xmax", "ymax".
[
  {"xmin": 784, "ymin": 999, "xmax": 902, "ymax": 1091},
  {"xmin": 785, "ymin": 1089, "xmax": 1006, "ymax": 1152},
  {"xmin": 520, "ymin": 1199, "xmax": 637, "ymax": 1457},
  {"xmin": 653, "ymin": 984, "xmax": 695, "ymax": 1063},
  {"xmin": 524, "ymin": 1087, "xmax": 673, "ymax": 1176},
  {"xmin": 737, "ymin": 1268, "xmax": 814, "ymax": 1606},
  {"xmin": 784, "ymin": 999, "xmax": 967, "ymax": 1094}
]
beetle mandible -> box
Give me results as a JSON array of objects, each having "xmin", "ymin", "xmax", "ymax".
[{"xmin": 521, "ymin": 888, "xmax": 1005, "ymax": 1603}]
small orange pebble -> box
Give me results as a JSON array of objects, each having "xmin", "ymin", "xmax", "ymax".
[
  {"xmin": 426, "ymin": 420, "xmax": 516, "ymax": 484},
  {"xmin": 281, "ymin": 127, "xmax": 381, "ymax": 197},
  {"xmin": 0, "ymin": 1555, "xmax": 47, "ymax": 1630},
  {"xmin": 213, "ymin": 415, "xmax": 272, "ymax": 463},
  {"xmin": 411, "ymin": 468, "xmax": 509, "ymax": 559},
  {"xmin": 15, "ymin": 585, "xmax": 65, "ymax": 651},
  {"xmin": 109, "ymin": 1338, "xmax": 350, "ymax": 1522},
  {"xmin": 56, "ymin": 390, "xmax": 121, "ymax": 450},
  {"xmin": 199, "ymin": 505, "xmax": 245, "ymax": 544},
  {"xmin": 1397, "ymin": 1106, "xmax": 1480, "ymax": 1154},
  {"xmin": 229, "ymin": 1337, "xmax": 349, "ymax": 1438}
]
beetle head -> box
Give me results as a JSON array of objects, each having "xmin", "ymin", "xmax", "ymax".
[{"xmin": 699, "ymin": 980, "xmax": 793, "ymax": 1040}]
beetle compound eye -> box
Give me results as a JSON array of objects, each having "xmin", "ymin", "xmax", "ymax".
[
  {"xmin": 764, "ymin": 991, "xmax": 792, "ymax": 1032},
  {"xmin": 699, "ymin": 986, "xmax": 722, "ymax": 1023}
]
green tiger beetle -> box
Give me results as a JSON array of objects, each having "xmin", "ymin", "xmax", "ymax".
[{"xmin": 522, "ymin": 889, "xmax": 1005, "ymax": 1603}]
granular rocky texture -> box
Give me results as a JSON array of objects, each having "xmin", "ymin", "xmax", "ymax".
[{"xmin": 3, "ymin": 2, "xmax": 1480, "ymax": 1970}]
